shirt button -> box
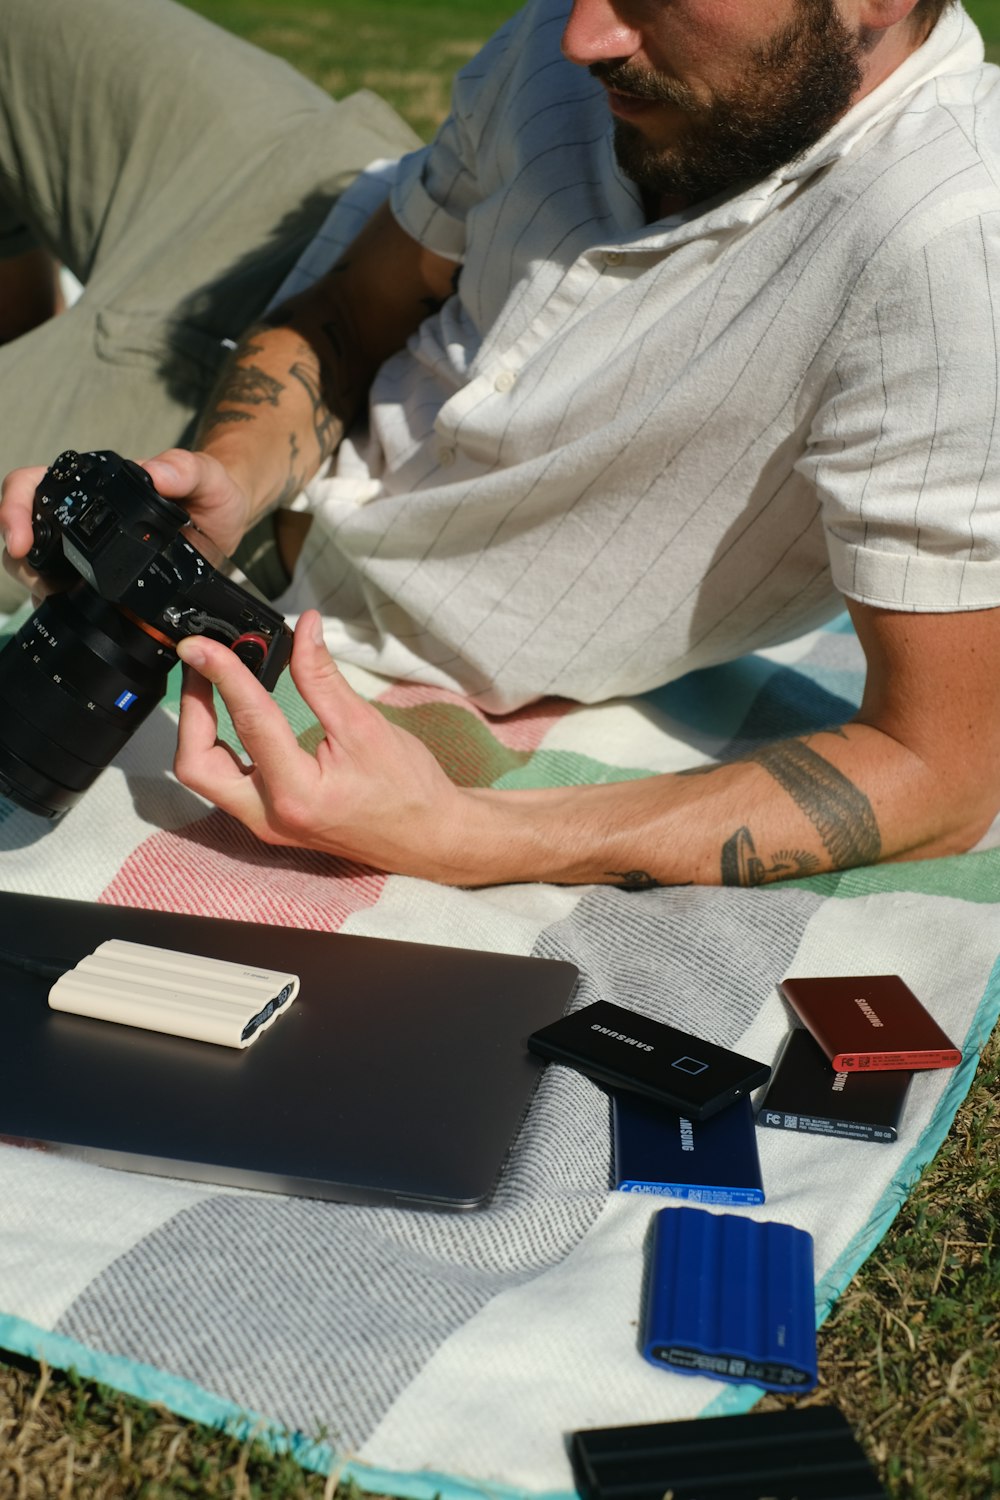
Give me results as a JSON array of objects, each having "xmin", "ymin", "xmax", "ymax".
[
  {"xmin": 437, "ymin": 445, "xmax": 456, "ymax": 467},
  {"xmin": 494, "ymin": 369, "xmax": 517, "ymax": 393},
  {"xmin": 604, "ymin": 250, "xmax": 624, "ymax": 266}
]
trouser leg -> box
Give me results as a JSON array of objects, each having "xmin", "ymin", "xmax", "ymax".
[{"xmin": 0, "ymin": 0, "xmax": 418, "ymax": 471}]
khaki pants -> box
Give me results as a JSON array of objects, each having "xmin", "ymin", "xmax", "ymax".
[{"xmin": 0, "ymin": 0, "xmax": 419, "ymax": 605}]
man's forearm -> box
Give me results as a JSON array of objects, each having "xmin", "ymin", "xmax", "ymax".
[
  {"xmin": 189, "ymin": 203, "xmax": 459, "ymax": 532},
  {"xmin": 455, "ymin": 722, "xmax": 989, "ymax": 889},
  {"xmin": 194, "ymin": 315, "xmax": 355, "ymax": 527}
]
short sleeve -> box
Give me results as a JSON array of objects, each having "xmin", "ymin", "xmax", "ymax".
[
  {"xmin": 390, "ymin": 10, "xmax": 522, "ymax": 264},
  {"xmin": 801, "ymin": 213, "xmax": 1000, "ymax": 611}
]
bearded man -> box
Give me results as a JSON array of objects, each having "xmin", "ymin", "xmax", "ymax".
[{"xmin": 2, "ymin": 0, "xmax": 999, "ymax": 888}]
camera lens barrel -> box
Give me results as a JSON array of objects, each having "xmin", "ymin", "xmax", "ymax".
[{"xmin": 0, "ymin": 589, "xmax": 174, "ymax": 819}]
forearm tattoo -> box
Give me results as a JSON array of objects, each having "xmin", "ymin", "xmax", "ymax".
[
  {"xmin": 198, "ymin": 334, "xmax": 286, "ymax": 443},
  {"xmin": 290, "ymin": 356, "xmax": 342, "ymax": 462},
  {"xmin": 720, "ymin": 827, "xmax": 820, "ymax": 886},
  {"xmin": 721, "ymin": 739, "xmax": 881, "ymax": 886},
  {"xmin": 272, "ymin": 430, "xmax": 309, "ymax": 509},
  {"xmin": 197, "ymin": 318, "xmax": 348, "ymax": 460}
]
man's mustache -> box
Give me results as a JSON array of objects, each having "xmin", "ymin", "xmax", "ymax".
[{"xmin": 589, "ymin": 60, "xmax": 698, "ymax": 109}]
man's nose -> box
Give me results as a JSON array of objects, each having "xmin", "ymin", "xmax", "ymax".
[{"xmin": 561, "ymin": 0, "xmax": 643, "ymax": 66}]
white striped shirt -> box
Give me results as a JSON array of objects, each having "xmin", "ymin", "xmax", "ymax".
[{"xmin": 281, "ymin": 1, "xmax": 1000, "ymax": 711}]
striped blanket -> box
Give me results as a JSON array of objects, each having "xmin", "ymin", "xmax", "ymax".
[{"xmin": 1, "ymin": 607, "xmax": 998, "ymax": 1499}]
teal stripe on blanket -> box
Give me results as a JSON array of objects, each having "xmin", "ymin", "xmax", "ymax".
[
  {"xmin": 0, "ymin": 1310, "xmax": 580, "ymax": 1500},
  {"xmin": 785, "ymin": 846, "xmax": 1000, "ymax": 904},
  {"xmin": 646, "ymin": 658, "xmax": 862, "ymax": 742},
  {"xmin": 494, "ymin": 752, "xmax": 653, "ymax": 789}
]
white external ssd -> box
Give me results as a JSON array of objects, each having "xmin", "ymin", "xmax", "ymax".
[{"xmin": 47, "ymin": 939, "xmax": 299, "ymax": 1048}]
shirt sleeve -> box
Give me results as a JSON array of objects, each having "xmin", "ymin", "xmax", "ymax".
[
  {"xmin": 390, "ymin": 9, "xmax": 524, "ymax": 264},
  {"xmin": 802, "ymin": 212, "xmax": 1000, "ymax": 611}
]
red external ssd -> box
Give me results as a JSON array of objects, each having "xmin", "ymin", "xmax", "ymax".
[{"xmin": 778, "ymin": 974, "xmax": 961, "ymax": 1072}]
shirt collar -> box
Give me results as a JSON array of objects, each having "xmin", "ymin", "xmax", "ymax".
[
  {"xmin": 609, "ymin": 3, "xmax": 985, "ymax": 247},
  {"xmin": 780, "ymin": 1, "xmax": 983, "ymax": 180}
]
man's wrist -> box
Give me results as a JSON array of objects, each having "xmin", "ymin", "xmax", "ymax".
[{"xmin": 443, "ymin": 782, "xmax": 668, "ymax": 888}]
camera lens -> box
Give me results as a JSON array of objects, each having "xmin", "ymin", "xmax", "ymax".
[{"xmin": 0, "ymin": 586, "xmax": 175, "ymax": 819}]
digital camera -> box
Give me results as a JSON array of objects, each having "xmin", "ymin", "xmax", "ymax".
[{"xmin": 0, "ymin": 449, "xmax": 293, "ymax": 820}]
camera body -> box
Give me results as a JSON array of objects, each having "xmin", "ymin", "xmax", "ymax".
[
  {"xmin": 0, "ymin": 449, "xmax": 293, "ymax": 820},
  {"xmin": 28, "ymin": 449, "xmax": 292, "ymax": 685}
]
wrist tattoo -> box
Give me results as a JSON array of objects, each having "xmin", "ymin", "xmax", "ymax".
[
  {"xmin": 607, "ymin": 869, "xmax": 661, "ymax": 891},
  {"xmin": 217, "ymin": 363, "xmax": 285, "ymax": 409},
  {"xmin": 201, "ymin": 409, "xmax": 254, "ymax": 427}
]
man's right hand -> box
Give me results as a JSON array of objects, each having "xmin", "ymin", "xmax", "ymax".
[
  {"xmin": 0, "ymin": 449, "xmax": 253, "ymax": 598},
  {"xmin": 0, "ymin": 463, "xmax": 49, "ymax": 599},
  {"xmin": 138, "ymin": 449, "xmax": 253, "ymax": 559}
]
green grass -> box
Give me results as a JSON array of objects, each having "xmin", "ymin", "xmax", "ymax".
[
  {"xmin": 760, "ymin": 1026, "xmax": 1000, "ymax": 1498},
  {"xmin": 3, "ymin": 3, "xmax": 1000, "ymax": 1496},
  {"xmin": 179, "ymin": 0, "xmax": 515, "ymax": 141},
  {"xmin": 967, "ymin": 0, "xmax": 1000, "ymax": 50}
]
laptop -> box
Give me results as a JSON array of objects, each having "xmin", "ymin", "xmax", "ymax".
[{"xmin": 0, "ymin": 891, "xmax": 578, "ymax": 1211}]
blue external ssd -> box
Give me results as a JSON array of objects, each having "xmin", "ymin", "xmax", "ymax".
[
  {"xmin": 643, "ymin": 1206, "xmax": 817, "ymax": 1393},
  {"xmin": 613, "ymin": 1093, "xmax": 764, "ymax": 1205}
]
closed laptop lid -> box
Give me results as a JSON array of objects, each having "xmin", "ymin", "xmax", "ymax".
[{"xmin": 0, "ymin": 891, "xmax": 578, "ymax": 1211}]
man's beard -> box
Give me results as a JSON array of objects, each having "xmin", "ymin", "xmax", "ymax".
[{"xmin": 594, "ymin": 0, "xmax": 866, "ymax": 206}]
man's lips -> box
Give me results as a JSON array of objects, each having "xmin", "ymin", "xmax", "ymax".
[
  {"xmin": 600, "ymin": 80, "xmax": 690, "ymax": 123},
  {"xmin": 604, "ymin": 87, "xmax": 658, "ymax": 120}
]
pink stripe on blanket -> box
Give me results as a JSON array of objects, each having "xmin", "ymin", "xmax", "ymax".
[
  {"xmin": 375, "ymin": 684, "xmax": 571, "ymax": 750},
  {"xmin": 100, "ymin": 809, "xmax": 386, "ymax": 931}
]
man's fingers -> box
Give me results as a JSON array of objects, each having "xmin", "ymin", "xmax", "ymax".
[
  {"xmin": 286, "ymin": 610, "xmax": 374, "ymax": 742},
  {"xmin": 175, "ymin": 634, "xmax": 304, "ymax": 783},
  {"xmin": 176, "ymin": 660, "xmax": 223, "ymax": 750},
  {"xmin": 141, "ymin": 449, "xmax": 208, "ymax": 502},
  {"xmin": 0, "ymin": 465, "xmax": 47, "ymax": 558}
]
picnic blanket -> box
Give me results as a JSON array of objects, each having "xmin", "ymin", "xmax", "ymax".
[{"xmin": 1, "ymin": 604, "xmax": 998, "ymax": 1499}]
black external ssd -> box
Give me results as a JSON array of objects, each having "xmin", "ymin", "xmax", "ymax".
[
  {"xmin": 571, "ymin": 1407, "xmax": 887, "ymax": 1500},
  {"xmin": 756, "ymin": 1028, "xmax": 912, "ymax": 1143},
  {"xmin": 526, "ymin": 1000, "xmax": 770, "ymax": 1121}
]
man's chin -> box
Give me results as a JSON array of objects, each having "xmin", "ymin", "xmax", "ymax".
[{"xmin": 612, "ymin": 122, "xmax": 693, "ymax": 199}]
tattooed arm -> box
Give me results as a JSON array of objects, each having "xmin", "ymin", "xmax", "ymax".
[
  {"xmin": 124, "ymin": 204, "xmax": 458, "ymax": 558},
  {"xmin": 460, "ymin": 598, "xmax": 999, "ymax": 889},
  {"xmin": 173, "ymin": 596, "xmax": 1000, "ymax": 887},
  {"xmin": 509, "ymin": 598, "xmax": 1000, "ymax": 889}
]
